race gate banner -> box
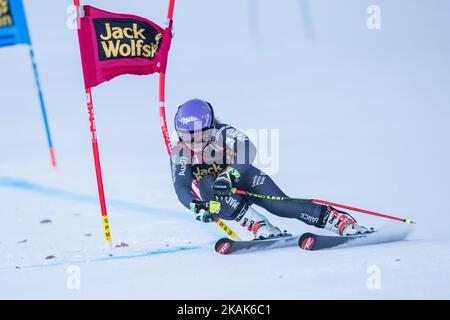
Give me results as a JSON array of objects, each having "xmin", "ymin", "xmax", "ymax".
[
  {"xmin": 0, "ymin": 0, "xmax": 30, "ymax": 47},
  {"xmin": 77, "ymin": 5, "xmax": 173, "ymax": 88}
]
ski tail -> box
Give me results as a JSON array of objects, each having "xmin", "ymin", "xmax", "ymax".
[
  {"xmin": 298, "ymin": 232, "xmax": 366, "ymax": 251},
  {"xmin": 215, "ymin": 235, "xmax": 299, "ymax": 255},
  {"xmin": 299, "ymin": 226, "xmax": 410, "ymax": 251}
]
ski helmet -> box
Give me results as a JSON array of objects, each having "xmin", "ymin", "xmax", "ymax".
[{"xmin": 174, "ymin": 99, "xmax": 215, "ymax": 132}]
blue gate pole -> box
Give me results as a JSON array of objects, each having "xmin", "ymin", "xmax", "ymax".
[{"xmin": 28, "ymin": 44, "xmax": 57, "ymax": 168}]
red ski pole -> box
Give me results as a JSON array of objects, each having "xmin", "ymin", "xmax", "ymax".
[
  {"xmin": 310, "ymin": 199, "xmax": 415, "ymax": 224},
  {"xmin": 233, "ymin": 189, "xmax": 415, "ymax": 225}
]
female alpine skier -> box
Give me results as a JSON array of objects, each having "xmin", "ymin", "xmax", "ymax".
[{"xmin": 170, "ymin": 99, "xmax": 372, "ymax": 239}]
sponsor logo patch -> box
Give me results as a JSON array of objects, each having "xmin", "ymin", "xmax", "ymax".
[
  {"xmin": 226, "ymin": 128, "xmax": 247, "ymax": 142},
  {"xmin": 251, "ymin": 175, "xmax": 267, "ymax": 188},
  {"xmin": 0, "ymin": 0, "xmax": 14, "ymax": 27},
  {"xmin": 94, "ymin": 18, "xmax": 162, "ymax": 60},
  {"xmin": 300, "ymin": 236, "xmax": 315, "ymax": 250},
  {"xmin": 225, "ymin": 197, "xmax": 239, "ymax": 210},
  {"xmin": 179, "ymin": 116, "xmax": 200, "ymax": 125},
  {"xmin": 216, "ymin": 241, "xmax": 231, "ymax": 254},
  {"xmin": 299, "ymin": 212, "xmax": 319, "ymax": 225},
  {"xmin": 178, "ymin": 157, "xmax": 188, "ymax": 176},
  {"xmin": 192, "ymin": 163, "xmax": 224, "ymax": 181}
]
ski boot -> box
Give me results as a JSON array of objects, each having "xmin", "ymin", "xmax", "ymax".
[
  {"xmin": 235, "ymin": 206, "xmax": 285, "ymax": 239},
  {"xmin": 322, "ymin": 206, "xmax": 374, "ymax": 236}
]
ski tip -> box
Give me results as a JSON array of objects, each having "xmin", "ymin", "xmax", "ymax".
[
  {"xmin": 404, "ymin": 219, "xmax": 416, "ymax": 225},
  {"xmin": 215, "ymin": 238, "xmax": 233, "ymax": 255}
]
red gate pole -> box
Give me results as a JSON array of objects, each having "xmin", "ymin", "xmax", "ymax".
[
  {"xmin": 74, "ymin": 0, "xmax": 112, "ymax": 249},
  {"xmin": 159, "ymin": 73, "xmax": 172, "ymax": 156},
  {"xmin": 85, "ymin": 88, "xmax": 113, "ymax": 246},
  {"xmin": 159, "ymin": 0, "xmax": 175, "ymax": 156}
]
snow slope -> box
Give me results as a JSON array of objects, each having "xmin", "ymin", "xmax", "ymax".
[{"xmin": 1, "ymin": 0, "xmax": 450, "ymax": 299}]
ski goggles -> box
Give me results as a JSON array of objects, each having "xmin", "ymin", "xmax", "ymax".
[{"xmin": 176, "ymin": 128, "xmax": 214, "ymax": 145}]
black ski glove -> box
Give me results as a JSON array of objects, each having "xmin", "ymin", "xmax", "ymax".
[
  {"xmin": 189, "ymin": 199, "xmax": 221, "ymax": 223},
  {"xmin": 212, "ymin": 167, "xmax": 241, "ymax": 199}
]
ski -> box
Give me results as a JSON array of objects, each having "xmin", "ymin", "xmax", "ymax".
[
  {"xmin": 298, "ymin": 229, "xmax": 409, "ymax": 251},
  {"xmin": 215, "ymin": 234, "xmax": 300, "ymax": 255},
  {"xmin": 216, "ymin": 227, "xmax": 410, "ymax": 254}
]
